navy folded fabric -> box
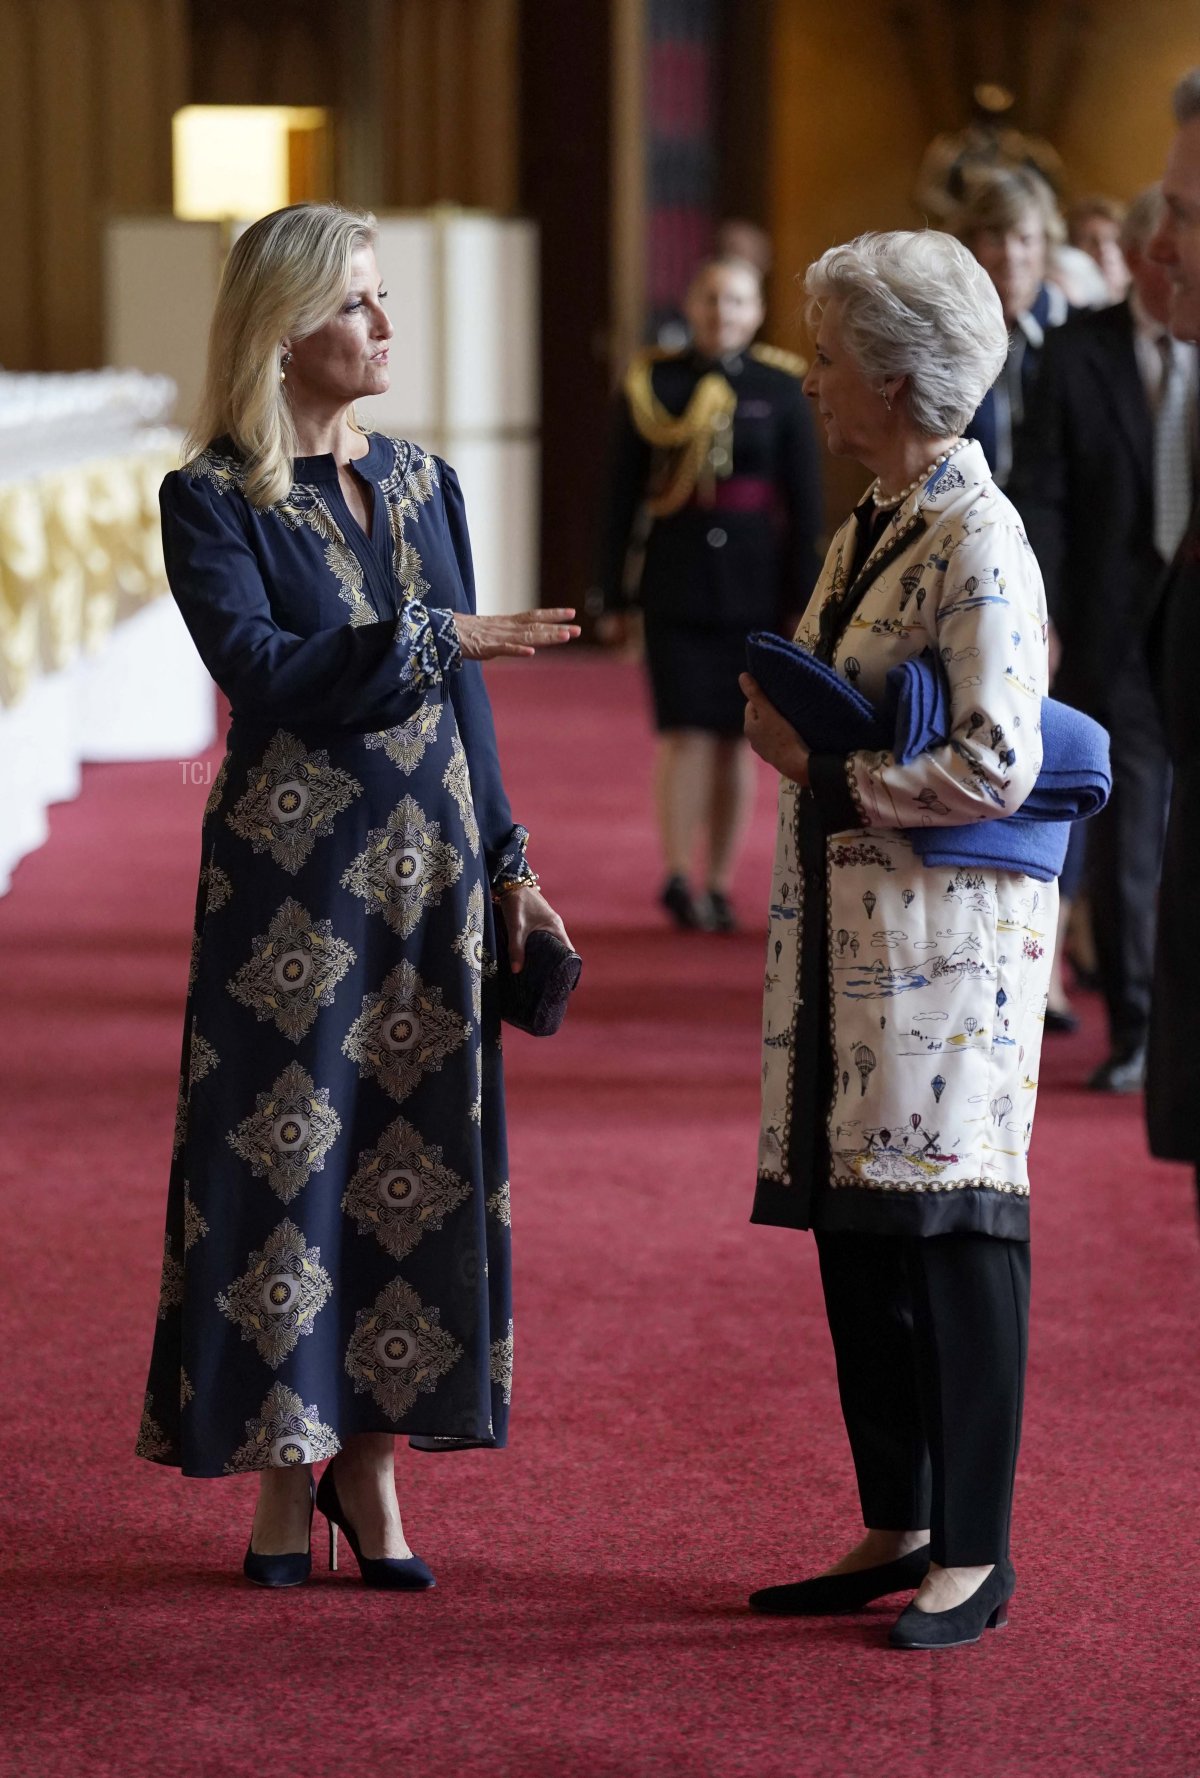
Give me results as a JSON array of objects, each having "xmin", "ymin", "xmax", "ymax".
[
  {"xmin": 745, "ymin": 633, "xmax": 1111, "ymax": 881},
  {"xmin": 746, "ymin": 631, "xmax": 890, "ymax": 754}
]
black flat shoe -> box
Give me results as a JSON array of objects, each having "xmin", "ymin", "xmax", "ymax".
[
  {"xmin": 888, "ymin": 1559, "xmax": 1015, "ymax": 1650},
  {"xmin": 660, "ymin": 874, "xmax": 706, "ymax": 930},
  {"xmin": 749, "ymin": 1545, "xmax": 931, "ymax": 1616},
  {"xmin": 316, "ymin": 1466, "xmax": 436, "ymax": 1591},
  {"xmin": 243, "ymin": 1476, "xmax": 315, "ymax": 1589}
]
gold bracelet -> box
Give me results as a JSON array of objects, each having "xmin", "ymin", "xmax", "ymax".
[{"xmin": 492, "ymin": 873, "xmax": 541, "ymax": 901}]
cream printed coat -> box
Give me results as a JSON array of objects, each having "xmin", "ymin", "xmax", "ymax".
[{"xmin": 756, "ymin": 440, "xmax": 1056, "ymax": 1236}]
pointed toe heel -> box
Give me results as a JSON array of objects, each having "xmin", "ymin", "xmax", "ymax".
[
  {"xmin": 316, "ymin": 1467, "xmax": 436, "ymax": 1592},
  {"xmin": 243, "ymin": 1477, "xmax": 315, "ymax": 1589}
]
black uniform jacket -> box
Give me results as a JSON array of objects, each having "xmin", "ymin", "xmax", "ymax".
[{"xmin": 598, "ymin": 347, "xmax": 822, "ymax": 631}]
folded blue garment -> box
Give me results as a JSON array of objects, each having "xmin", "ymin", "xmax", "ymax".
[
  {"xmin": 745, "ymin": 633, "xmax": 1112, "ymax": 882},
  {"xmin": 746, "ymin": 631, "xmax": 890, "ymax": 754}
]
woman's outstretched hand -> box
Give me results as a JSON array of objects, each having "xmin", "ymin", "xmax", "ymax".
[
  {"xmin": 739, "ymin": 672, "xmax": 811, "ymax": 786},
  {"xmin": 454, "ymin": 609, "xmax": 580, "ymax": 661},
  {"xmin": 499, "ymin": 886, "xmax": 573, "ymax": 973}
]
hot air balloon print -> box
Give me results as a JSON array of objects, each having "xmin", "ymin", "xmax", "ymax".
[
  {"xmin": 849, "ymin": 936, "xmax": 860, "ymax": 958},
  {"xmin": 854, "ymin": 1043, "xmax": 876, "ymax": 1095},
  {"xmin": 989, "ymin": 1093, "xmax": 1012, "ymax": 1126},
  {"xmin": 902, "ymin": 888, "xmax": 915, "ymax": 908},
  {"xmin": 964, "ymin": 1015, "xmax": 978, "ymax": 1039},
  {"xmin": 835, "ymin": 928, "xmax": 849, "ymax": 957},
  {"xmin": 911, "ymin": 1113, "xmax": 921, "ymax": 1131},
  {"xmin": 775, "ymin": 938, "xmax": 782, "ymax": 965},
  {"xmin": 862, "ymin": 890, "xmax": 876, "ymax": 919},
  {"xmin": 996, "ymin": 988, "xmax": 1007, "ymax": 1009},
  {"xmin": 842, "ymin": 1070, "xmax": 850, "ymax": 1096},
  {"xmin": 931, "ymin": 1073, "xmax": 946, "ymax": 1102}
]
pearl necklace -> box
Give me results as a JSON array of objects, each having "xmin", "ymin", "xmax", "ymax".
[{"xmin": 870, "ymin": 437, "xmax": 968, "ymax": 512}]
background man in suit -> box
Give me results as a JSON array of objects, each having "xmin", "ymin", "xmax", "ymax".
[
  {"xmin": 1011, "ymin": 186, "xmax": 1193, "ymax": 1092},
  {"xmin": 1144, "ymin": 70, "xmax": 1200, "ymax": 1215}
]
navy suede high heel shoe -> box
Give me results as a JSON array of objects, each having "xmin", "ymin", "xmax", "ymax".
[
  {"xmin": 888, "ymin": 1558, "xmax": 1016, "ymax": 1649},
  {"xmin": 243, "ymin": 1476, "xmax": 315, "ymax": 1589},
  {"xmin": 315, "ymin": 1466, "xmax": 436, "ymax": 1591}
]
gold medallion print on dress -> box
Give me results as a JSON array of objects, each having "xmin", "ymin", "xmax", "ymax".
[
  {"xmin": 341, "ymin": 1115, "xmax": 471, "ymax": 1261},
  {"xmin": 227, "ymin": 1061, "xmax": 343, "ymax": 1204},
  {"xmin": 339, "ymin": 794, "xmax": 464, "ymax": 939},
  {"xmin": 226, "ymin": 732, "xmax": 363, "ymax": 875},
  {"xmin": 224, "ymin": 1382, "xmax": 340, "ymax": 1474},
  {"xmin": 363, "ymin": 698, "xmax": 443, "ymax": 774},
  {"xmin": 341, "ymin": 959, "xmax": 471, "ymax": 1103},
  {"xmin": 227, "ymin": 899, "xmax": 357, "ymax": 1042},
  {"xmin": 216, "ymin": 1218, "xmax": 334, "ymax": 1368},
  {"xmin": 344, "ymin": 1277, "xmax": 462, "ymax": 1420}
]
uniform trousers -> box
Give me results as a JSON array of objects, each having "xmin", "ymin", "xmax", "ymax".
[{"xmin": 814, "ymin": 1229, "xmax": 1030, "ymax": 1568}]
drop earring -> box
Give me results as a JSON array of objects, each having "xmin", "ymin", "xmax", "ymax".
[{"xmin": 280, "ymin": 351, "xmax": 292, "ymax": 384}]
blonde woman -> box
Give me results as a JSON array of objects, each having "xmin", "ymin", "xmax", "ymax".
[{"xmin": 136, "ymin": 203, "xmax": 577, "ymax": 1589}]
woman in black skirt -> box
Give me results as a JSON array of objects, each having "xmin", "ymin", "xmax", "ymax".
[{"xmin": 596, "ymin": 256, "xmax": 822, "ymax": 930}]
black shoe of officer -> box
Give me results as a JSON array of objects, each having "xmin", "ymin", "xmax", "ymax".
[
  {"xmin": 660, "ymin": 875, "xmax": 705, "ymax": 931},
  {"xmin": 704, "ymin": 889, "xmax": 738, "ymax": 934}
]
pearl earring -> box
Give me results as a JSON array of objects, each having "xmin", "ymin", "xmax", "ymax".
[{"xmin": 280, "ymin": 351, "xmax": 292, "ymax": 385}]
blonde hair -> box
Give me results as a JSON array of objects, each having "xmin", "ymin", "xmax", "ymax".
[
  {"xmin": 953, "ymin": 166, "xmax": 1066, "ymax": 250},
  {"xmin": 187, "ymin": 202, "xmax": 378, "ymax": 509}
]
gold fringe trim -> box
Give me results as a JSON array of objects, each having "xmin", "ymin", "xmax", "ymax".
[
  {"xmin": 750, "ymin": 343, "xmax": 808, "ymax": 379},
  {"xmin": 622, "ymin": 348, "xmax": 738, "ymax": 518}
]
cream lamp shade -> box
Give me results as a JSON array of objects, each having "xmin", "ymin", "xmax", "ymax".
[{"xmin": 172, "ymin": 106, "xmax": 331, "ymax": 222}]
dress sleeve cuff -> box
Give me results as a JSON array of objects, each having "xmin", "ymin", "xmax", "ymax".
[
  {"xmin": 808, "ymin": 752, "xmax": 864, "ymax": 833},
  {"xmin": 392, "ymin": 604, "xmax": 462, "ymax": 692},
  {"xmin": 489, "ymin": 824, "xmax": 535, "ymax": 893},
  {"xmin": 426, "ymin": 607, "xmax": 463, "ymax": 677}
]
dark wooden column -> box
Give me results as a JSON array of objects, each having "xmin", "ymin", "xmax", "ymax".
[{"xmin": 519, "ymin": 0, "xmax": 620, "ymax": 610}]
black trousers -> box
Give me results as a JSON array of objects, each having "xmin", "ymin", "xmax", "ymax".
[
  {"xmin": 1087, "ymin": 664, "xmax": 1171, "ymax": 1052},
  {"xmin": 814, "ymin": 1230, "xmax": 1030, "ymax": 1567}
]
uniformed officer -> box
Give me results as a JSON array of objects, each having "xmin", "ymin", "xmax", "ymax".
[{"xmin": 594, "ymin": 255, "xmax": 822, "ymax": 931}]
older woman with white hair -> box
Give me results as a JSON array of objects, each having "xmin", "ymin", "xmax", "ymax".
[
  {"xmin": 740, "ymin": 231, "xmax": 1054, "ymax": 1649},
  {"xmin": 136, "ymin": 203, "xmax": 577, "ymax": 1590}
]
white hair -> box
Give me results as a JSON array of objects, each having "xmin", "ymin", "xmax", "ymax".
[
  {"xmin": 1050, "ymin": 244, "xmax": 1110, "ymax": 309},
  {"xmin": 804, "ymin": 230, "xmax": 1009, "ymax": 437}
]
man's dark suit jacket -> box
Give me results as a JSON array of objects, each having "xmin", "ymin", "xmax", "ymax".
[
  {"xmin": 1009, "ymin": 299, "xmax": 1164, "ymax": 720},
  {"xmin": 1145, "ymin": 506, "xmax": 1200, "ymax": 1165}
]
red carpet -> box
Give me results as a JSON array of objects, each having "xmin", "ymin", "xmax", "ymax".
[{"xmin": 2, "ymin": 655, "xmax": 1198, "ymax": 1778}]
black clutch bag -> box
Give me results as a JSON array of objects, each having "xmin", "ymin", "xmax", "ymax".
[{"xmin": 492, "ymin": 920, "xmax": 582, "ymax": 1037}]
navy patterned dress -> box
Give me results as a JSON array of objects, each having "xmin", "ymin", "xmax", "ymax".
[{"xmin": 136, "ymin": 433, "xmax": 531, "ymax": 1477}]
